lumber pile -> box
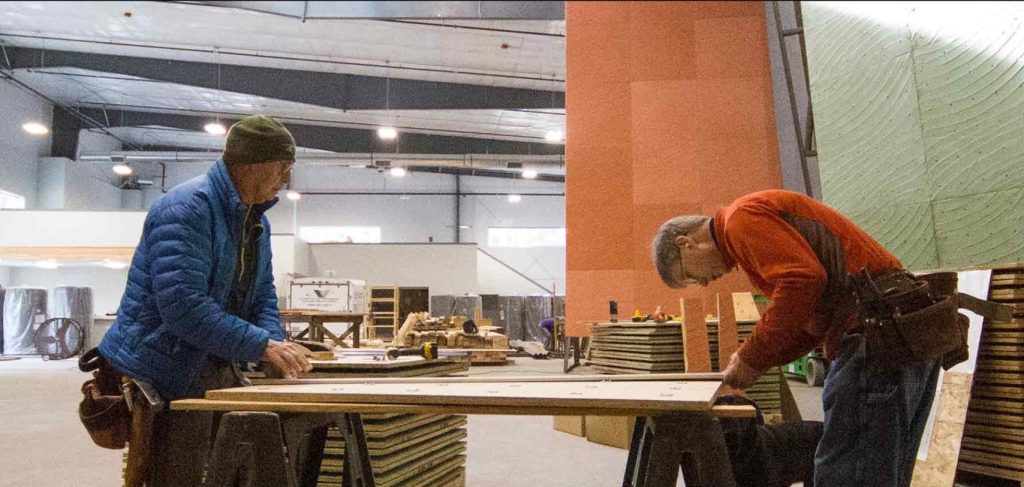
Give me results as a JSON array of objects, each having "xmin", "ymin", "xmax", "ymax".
[
  {"xmin": 957, "ymin": 265, "xmax": 1024, "ymax": 483},
  {"xmin": 396, "ymin": 312, "xmax": 511, "ymax": 365},
  {"xmin": 587, "ymin": 321, "xmax": 685, "ymax": 374}
]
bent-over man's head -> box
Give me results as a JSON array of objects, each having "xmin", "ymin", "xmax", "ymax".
[
  {"xmin": 223, "ymin": 115, "xmax": 296, "ymax": 205},
  {"xmin": 651, "ymin": 215, "xmax": 731, "ymax": 288}
]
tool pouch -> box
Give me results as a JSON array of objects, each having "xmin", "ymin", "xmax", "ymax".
[
  {"xmin": 854, "ymin": 270, "xmax": 966, "ymax": 368},
  {"xmin": 78, "ymin": 348, "xmax": 131, "ymax": 449}
]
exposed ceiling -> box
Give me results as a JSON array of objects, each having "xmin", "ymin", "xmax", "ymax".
[{"xmin": 0, "ymin": 1, "xmax": 565, "ymax": 162}]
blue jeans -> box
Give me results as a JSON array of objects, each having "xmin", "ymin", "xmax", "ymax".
[{"xmin": 814, "ymin": 333, "xmax": 941, "ymax": 487}]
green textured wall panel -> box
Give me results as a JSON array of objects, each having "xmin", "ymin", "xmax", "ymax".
[
  {"xmin": 847, "ymin": 200, "xmax": 939, "ymax": 270},
  {"xmin": 806, "ymin": 2, "xmax": 1024, "ymax": 270},
  {"xmin": 933, "ymin": 187, "xmax": 1024, "ymax": 268},
  {"xmin": 910, "ymin": 3, "xmax": 1024, "ymax": 199},
  {"xmin": 812, "ymin": 56, "xmax": 930, "ymax": 215}
]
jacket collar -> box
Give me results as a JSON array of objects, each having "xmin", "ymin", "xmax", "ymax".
[{"xmin": 207, "ymin": 159, "xmax": 279, "ymax": 218}]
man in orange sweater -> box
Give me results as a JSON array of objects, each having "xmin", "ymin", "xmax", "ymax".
[{"xmin": 652, "ymin": 190, "xmax": 941, "ymax": 487}]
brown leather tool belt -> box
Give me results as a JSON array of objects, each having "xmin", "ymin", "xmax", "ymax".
[{"xmin": 851, "ymin": 270, "xmax": 967, "ymax": 369}]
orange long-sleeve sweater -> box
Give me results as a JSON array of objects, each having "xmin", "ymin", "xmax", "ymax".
[{"xmin": 713, "ymin": 190, "xmax": 902, "ymax": 371}]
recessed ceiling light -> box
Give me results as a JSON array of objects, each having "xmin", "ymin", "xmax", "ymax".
[
  {"xmin": 544, "ymin": 130, "xmax": 564, "ymax": 143},
  {"xmin": 389, "ymin": 167, "xmax": 407, "ymax": 177},
  {"xmin": 204, "ymin": 122, "xmax": 227, "ymax": 135},
  {"xmin": 22, "ymin": 122, "xmax": 49, "ymax": 135},
  {"xmin": 508, "ymin": 194, "xmax": 522, "ymax": 203},
  {"xmin": 101, "ymin": 260, "xmax": 129, "ymax": 269},
  {"xmin": 522, "ymin": 169, "xmax": 539, "ymax": 179},
  {"xmin": 286, "ymin": 191, "xmax": 302, "ymax": 201},
  {"xmin": 112, "ymin": 164, "xmax": 133, "ymax": 176},
  {"xmin": 399, "ymin": 194, "xmax": 411, "ymax": 200},
  {"xmin": 458, "ymin": 225, "xmax": 471, "ymax": 229},
  {"xmin": 378, "ymin": 127, "xmax": 398, "ymax": 140},
  {"xmin": 34, "ymin": 260, "xmax": 59, "ymax": 269}
]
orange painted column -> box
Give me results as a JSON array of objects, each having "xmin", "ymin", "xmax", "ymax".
[{"xmin": 565, "ymin": 2, "xmax": 783, "ymax": 336}]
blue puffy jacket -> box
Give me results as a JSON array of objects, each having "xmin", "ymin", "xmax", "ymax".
[{"xmin": 99, "ymin": 160, "xmax": 284, "ymax": 399}]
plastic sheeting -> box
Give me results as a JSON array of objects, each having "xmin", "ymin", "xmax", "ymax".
[
  {"xmin": 429, "ymin": 294, "xmax": 482, "ymax": 320},
  {"xmin": 50, "ymin": 286, "xmax": 93, "ymax": 355},
  {"xmin": 3, "ymin": 287, "xmax": 47, "ymax": 355},
  {"xmin": 500, "ymin": 295, "xmax": 553, "ymax": 342},
  {"xmin": 480, "ymin": 294, "xmax": 504, "ymax": 329}
]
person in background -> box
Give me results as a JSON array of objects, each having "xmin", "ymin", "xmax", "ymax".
[{"xmin": 540, "ymin": 317, "xmax": 556, "ymax": 350}]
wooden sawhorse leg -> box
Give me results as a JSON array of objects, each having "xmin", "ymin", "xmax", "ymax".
[
  {"xmin": 203, "ymin": 412, "xmax": 376, "ymax": 487},
  {"xmin": 622, "ymin": 415, "xmax": 736, "ymax": 487}
]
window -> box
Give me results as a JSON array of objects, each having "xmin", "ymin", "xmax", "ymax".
[
  {"xmin": 299, "ymin": 226, "xmax": 381, "ymax": 244},
  {"xmin": 0, "ymin": 190, "xmax": 25, "ymax": 209},
  {"xmin": 488, "ymin": 227, "xmax": 566, "ymax": 248}
]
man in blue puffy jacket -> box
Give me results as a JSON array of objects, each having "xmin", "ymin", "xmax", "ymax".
[
  {"xmin": 96, "ymin": 115, "xmax": 314, "ymax": 484},
  {"xmin": 99, "ymin": 114, "xmax": 312, "ymax": 400}
]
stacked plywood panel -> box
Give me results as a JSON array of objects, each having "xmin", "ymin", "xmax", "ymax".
[
  {"xmin": 957, "ymin": 265, "xmax": 1024, "ymax": 483},
  {"xmin": 248, "ymin": 357, "xmax": 469, "ymax": 487},
  {"xmin": 587, "ymin": 322, "xmax": 685, "ymax": 374}
]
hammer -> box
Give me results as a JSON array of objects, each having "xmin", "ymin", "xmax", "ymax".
[{"xmin": 385, "ymin": 343, "xmax": 439, "ymax": 361}]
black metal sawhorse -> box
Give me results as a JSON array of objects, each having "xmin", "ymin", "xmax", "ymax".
[
  {"xmin": 153, "ymin": 411, "xmax": 377, "ymax": 487},
  {"xmin": 623, "ymin": 414, "xmax": 737, "ymax": 487}
]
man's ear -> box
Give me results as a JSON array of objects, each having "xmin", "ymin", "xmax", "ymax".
[{"xmin": 674, "ymin": 235, "xmax": 697, "ymax": 249}]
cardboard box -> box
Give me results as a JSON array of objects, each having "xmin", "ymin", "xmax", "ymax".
[
  {"xmin": 585, "ymin": 416, "xmax": 636, "ymax": 449},
  {"xmin": 553, "ymin": 416, "xmax": 586, "ymax": 437}
]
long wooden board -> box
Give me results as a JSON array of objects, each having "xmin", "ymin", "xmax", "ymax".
[{"xmin": 202, "ymin": 380, "xmax": 722, "ymax": 412}]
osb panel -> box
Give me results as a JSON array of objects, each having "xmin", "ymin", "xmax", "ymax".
[{"xmin": 911, "ymin": 372, "xmax": 974, "ymax": 487}]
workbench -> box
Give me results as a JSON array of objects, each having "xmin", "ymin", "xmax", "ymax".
[
  {"xmin": 168, "ymin": 373, "xmax": 753, "ymax": 487},
  {"xmin": 280, "ymin": 309, "xmax": 370, "ymax": 348}
]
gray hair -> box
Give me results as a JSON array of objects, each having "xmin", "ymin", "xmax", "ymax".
[{"xmin": 651, "ymin": 215, "xmax": 711, "ymax": 288}]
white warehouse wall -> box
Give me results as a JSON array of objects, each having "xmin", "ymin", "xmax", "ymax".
[
  {"xmin": 0, "ymin": 81, "xmax": 52, "ymax": 208},
  {"xmin": 93, "ymin": 160, "xmax": 566, "ymax": 295}
]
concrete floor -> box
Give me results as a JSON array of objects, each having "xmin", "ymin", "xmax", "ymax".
[{"xmin": 0, "ymin": 356, "xmax": 824, "ymax": 487}]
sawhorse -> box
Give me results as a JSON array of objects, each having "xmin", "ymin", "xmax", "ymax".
[{"xmin": 160, "ymin": 408, "xmax": 745, "ymax": 487}]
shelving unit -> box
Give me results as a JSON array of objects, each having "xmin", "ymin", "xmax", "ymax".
[{"xmin": 369, "ymin": 286, "xmax": 400, "ymax": 339}]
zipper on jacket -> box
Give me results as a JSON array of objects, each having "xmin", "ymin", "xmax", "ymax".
[{"xmin": 237, "ymin": 206, "xmax": 253, "ymax": 285}]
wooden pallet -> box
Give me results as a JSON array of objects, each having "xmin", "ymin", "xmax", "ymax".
[{"xmin": 957, "ymin": 265, "xmax": 1024, "ymax": 483}]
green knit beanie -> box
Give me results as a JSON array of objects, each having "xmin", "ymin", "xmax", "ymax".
[{"xmin": 222, "ymin": 115, "xmax": 296, "ymax": 165}]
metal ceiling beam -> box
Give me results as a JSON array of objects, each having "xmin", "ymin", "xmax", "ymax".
[
  {"xmin": 52, "ymin": 108, "xmax": 564, "ymax": 159},
  {"xmin": 181, "ymin": 1, "xmax": 565, "ymax": 20},
  {"xmin": 3, "ymin": 46, "xmax": 565, "ymax": 110},
  {"xmin": 407, "ymin": 165, "xmax": 563, "ymax": 183}
]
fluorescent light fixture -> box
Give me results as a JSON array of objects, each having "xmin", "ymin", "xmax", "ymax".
[
  {"xmin": 204, "ymin": 122, "xmax": 227, "ymax": 135},
  {"xmin": 458, "ymin": 225, "xmax": 471, "ymax": 229},
  {"xmin": 101, "ymin": 260, "xmax": 129, "ymax": 270},
  {"xmin": 399, "ymin": 194, "xmax": 411, "ymax": 200},
  {"xmin": 544, "ymin": 130, "xmax": 564, "ymax": 143},
  {"xmin": 22, "ymin": 122, "xmax": 49, "ymax": 135},
  {"xmin": 389, "ymin": 167, "xmax": 407, "ymax": 177},
  {"xmin": 508, "ymin": 194, "xmax": 522, "ymax": 203},
  {"xmin": 34, "ymin": 260, "xmax": 59, "ymax": 269},
  {"xmin": 377, "ymin": 127, "xmax": 398, "ymax": 140},
  {"xmin": 112, "ymin": 164, "xmax": 133, "ymax": 176},
  {"xmin": 522, "ymin": 169, "xmax": 539, "ymax": 179},
  {"xmin": 286, "ymin": 191, "xmax": 302, "ymax": 201}
]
